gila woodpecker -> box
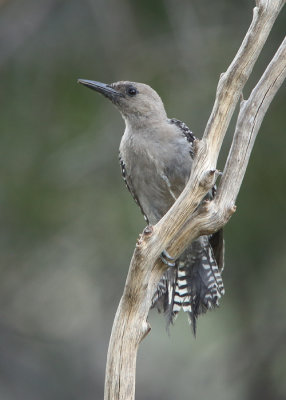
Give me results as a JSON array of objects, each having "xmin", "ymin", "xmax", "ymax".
[{"xmin": 78, "ymin": 79, "xmax": 225, "ymax": 334}]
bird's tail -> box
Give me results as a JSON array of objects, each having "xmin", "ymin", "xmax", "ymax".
[{"xmin": 151, "ymin": 234, "xmax": 225, "ymax": 335}]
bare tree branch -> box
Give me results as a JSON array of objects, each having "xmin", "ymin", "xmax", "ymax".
[
  {"xmin": 167, "ymin": 36, "xmax": 286, "ymax": 256},
  {"xmin": 104, "ymin": 2, "xmax": 286, "ymax": 400},
  {"xmin": 217, "ymin": 36, "xmax": 286, "ymax": 207}
]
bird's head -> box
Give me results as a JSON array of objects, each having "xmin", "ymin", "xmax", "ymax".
[{"xmin": 78, "ymin": 79, "xmax": 167, "ymax": 126}]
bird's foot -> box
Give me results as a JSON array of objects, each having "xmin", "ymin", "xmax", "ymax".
[{"xmin": 160, "ymin": 249, "xmax": 176, "ymax": 267}]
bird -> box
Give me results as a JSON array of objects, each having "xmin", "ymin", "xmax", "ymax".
[{"xmin": 78, "ymin": 79, "xmax": 225, "ymax": 334}]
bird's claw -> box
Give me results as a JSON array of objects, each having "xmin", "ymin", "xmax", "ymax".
[{"xmin": 160, "ymin": 249, "xmax": 176, "ymax": 267}]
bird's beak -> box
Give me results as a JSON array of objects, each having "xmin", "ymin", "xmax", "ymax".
[{"xmin": 77, "ymin": 79, "xmax": 123, "ymax": 100}]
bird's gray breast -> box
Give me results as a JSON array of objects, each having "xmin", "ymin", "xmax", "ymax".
[{"xmin": 119, "ymin": 125, "xmax": 193, "ymax": 224}]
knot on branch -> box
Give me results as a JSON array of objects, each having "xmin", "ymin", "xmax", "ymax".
[
  {"xmin": 228, "ymin": 204, "xmax": 237, "ymax": 216},
  {"xmin": 199, "ymin": 169, "xmax": 220, "ymax": 191},
  {"xmin": 136, "ymin": 225, "xmax": 154, "ymax": 248}
]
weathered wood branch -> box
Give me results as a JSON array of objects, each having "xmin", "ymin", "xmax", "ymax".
[
  {"xmin": 104, "ymin": 2, "xmax": 286, "ymax": 400},
  {"xmin": 217, "ymin": 36, "xmax": 286, "ymax": 206},
  {"xmin": 167, "ymin": 36, "xmax": 286, "ymax": 255}
]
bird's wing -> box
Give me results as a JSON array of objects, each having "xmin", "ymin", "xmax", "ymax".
[
  {"xmin": 154, "ymin": 118, "xmax": 196, "ymax": 202},
  {"xmin": 168, "ymin": 118, "xmax": 224, "ymax": 272},
  {"xmin": 168, "ymin": 118, "xmax": 196, "ymax": 156},
  {"xmin": 119, "ymin": 155, "xmax": 150, "ymax": 224}
]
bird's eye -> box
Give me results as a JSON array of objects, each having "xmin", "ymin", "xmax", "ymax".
[{"xmin": 127, "ymin": 87, "xmax": 137, "ymax": 96}]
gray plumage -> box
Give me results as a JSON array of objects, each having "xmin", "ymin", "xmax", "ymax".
[{"xmin": 78, "ymin": 79, "xmax": 225, "ymax": 334}]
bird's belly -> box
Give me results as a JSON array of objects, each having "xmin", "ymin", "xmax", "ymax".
[
  {"xmin": 120, "ymin": 131, "xmax": 192, "ymax": 224},
  {"xmin": 130, "ymin": 163, "xmax": 178, "ymax": 224}
]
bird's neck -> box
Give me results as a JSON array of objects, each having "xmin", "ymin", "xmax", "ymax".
[{"xmin": 123, "ymin": 112, "xmax": 168, "ymax": 131}]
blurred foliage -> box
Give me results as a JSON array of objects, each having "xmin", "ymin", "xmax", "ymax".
[{"xmin": 0, "ymin": 0, "xmax": 285, "ymax": 399}]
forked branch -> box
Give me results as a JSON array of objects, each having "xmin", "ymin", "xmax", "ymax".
[{"xmin": 104, "ymin": 1, "xmax": 286, "ymax": 399}]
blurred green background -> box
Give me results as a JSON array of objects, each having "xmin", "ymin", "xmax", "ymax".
[{"xmin": 0, "ymin": 0, "xmax": 285, "ymax": 399}]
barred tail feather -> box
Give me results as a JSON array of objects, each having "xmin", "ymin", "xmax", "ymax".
[{"xmin": 151, "ymin": 236, "xmax": 225, "ymax": 335}]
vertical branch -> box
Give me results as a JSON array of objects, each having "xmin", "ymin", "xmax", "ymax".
[
  {"xmin": 203, "ymin": 0, "xmax": 285, "ymax": 159},
  {"xmin": 217, "ymin": 37, "xmax": 286, "ymax": 206}
]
